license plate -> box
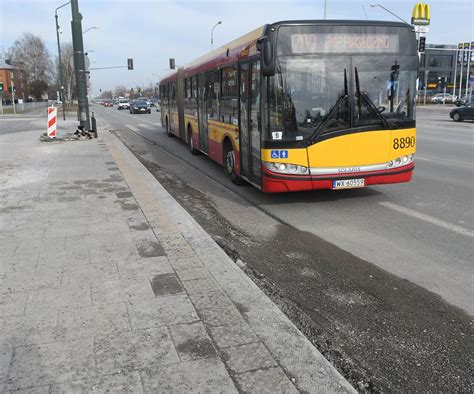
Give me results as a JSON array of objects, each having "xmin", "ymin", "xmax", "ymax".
[{"xmin": 332, "ymin": 178, "xmax": 365, "ymax": 190}]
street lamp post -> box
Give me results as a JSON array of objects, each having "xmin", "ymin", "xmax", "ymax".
[
  {"xmin": 370, "ymin": 3, "xmax": 410, "ymax": 24},
  {"xmin": 55, "ymin": 1, "xmax": 70, "ymax": 121},
  {"xmin": 71, "ymin": 0, "xmax": 90, "ymax": 130},
  {"xmin": 211, "ymin": 21, "xmax": 222, "ymax": 50}
]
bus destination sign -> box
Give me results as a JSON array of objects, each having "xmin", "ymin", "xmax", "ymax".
[{"xmin": 290, "ymin": 33, "xmax": 399, "ymax": 54}]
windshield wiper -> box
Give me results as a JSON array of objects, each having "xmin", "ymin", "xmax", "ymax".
[
  {"xmin": 354, "ymin": 67, "xmax": 391, "ymax": 130},
  {"xmin": 310, "ymin": 68, "xmax": 350, "ymax": 142}
]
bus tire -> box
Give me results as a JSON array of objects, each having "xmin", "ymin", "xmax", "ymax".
[
  {"xmin": 166, "ymin": 117, "xmax": 173, "ymax": 137},
  {"xmin": 223, "ymin": 139, "xmax": 244, "ymax": 185},
  {"xmin": 188, "ymin": 126, "xmax": 199, "ymax": 155}
]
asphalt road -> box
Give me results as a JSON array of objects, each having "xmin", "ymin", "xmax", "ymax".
[{"xmin": 94, "ymin": 104, "xmax": 473, "ymax": 315}]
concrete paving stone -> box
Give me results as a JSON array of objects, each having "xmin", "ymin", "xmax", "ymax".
[
  {"xmin": 128, "ymin": 295, "xmax": 198, "ymax": 330},
  {"xmin": 43, "ymin": 224, "xmax": 90, "ymax": 238},
  {"xmin": 208, "ymin": 322, "xmax": 260, "ymax": 349},
  {"xmin": 58, "ymin": 303, "xmax": 130, "ymax": 340},
  {"xmin": 0, "ymin": 291, "xmax": 28, "ymax": 318},
  {"xmin": 37, "ymin": 249, "xmax": 90, "ymax": 269},
  {"xmin": 5, "ymin": 337, "xmax": 95, "ymax": 391},
  {"xmin": 2, "ymin": 268, "xmax": 62, "ymax": 293},
  {"xmin": 135, "ymin": 240, "xmax": 165, "ymax": 258},
  {"xmin": 5, "ymin": 384, "xmax": 52, "ymax": 393},
  {"xmin": 234, "ymin": 367, "xmax": 298, "ymax": 393},
  {"xmin": 61, "ymin": 263, "xmax": 119, "ymax": 285},
  {"xmin": 165, "ymin": 248, "xmax": 199, "ymax": 260},
  {"xmin": 51, "ymin": 371, "xmax": 143, "ymax": 393},
  {"xmin": 0, "ymin": 348, "xmax": 13, "ymax": 383},
  {"xmin": 149, "ymin": 273, "xmax": 184, "ymax": 297},
  {"xmin": 181, "ymin": 277, "xmax": 221, "ymax": 295},
  {"xmin": 130, "ymin": 230, "xmax": 157, "ymax": 244},
  {"xmin": 26, "ymin": 283, "xmax": 92, "ymax": 313},
  {"xmin": 116, "ymin": 256, "xmax": 174, "ymax": 279},
  {"xmin": 140, "ymin": 357, "xmax": 237, "ymax": 393},
  {"xmin": 89, "ymin": 245, "xmax": 141, "ymax": 265},
  {"xmin": 0, "ymin": 308, "xmax": 63, "ymax": 350},
  {"xmin": 221, "ymin": 342, "xmax": 277, "ymax": 374},
  {"xmin": 94, "ymin": 326, "xmax": 179, "ymax": 375},
  {"xmin": 188, "ymin": 290, "xmax": 234, "ymax": 311},
  {"xmin": 175, "ymin": 267, "xmax": 211, "ymax": 281},
  {"xmin": 0, "ymin": 254, "xmax": 38, "ymax": 274},
  {"xmin": 168, "ymin": 256, "xmax": 205, "ymax": 271},
  {"xmin": 169, "ymin": 321, "xmax": 217, "ymax": 362},
  {"xmin": 199, "ymin": 305, "xmax": 246, "ymax": 328},
  {"xmin": 91, "ymin": 276, "xmax": 155, "ymax": 305}
]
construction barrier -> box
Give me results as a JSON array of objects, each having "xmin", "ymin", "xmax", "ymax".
[{"xmin": 47, "ymin": 106, "xmax": 57, "ymax": 138}]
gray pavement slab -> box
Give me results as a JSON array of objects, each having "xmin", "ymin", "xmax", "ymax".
[{"xmin": 0, "ymin": 120, "xmax": 354, "ymax": 392}]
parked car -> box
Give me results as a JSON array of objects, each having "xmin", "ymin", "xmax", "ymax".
[
  {"xmin": 117, "ymin": 99, "xmax": 130, "ymax": 110},
  {"xmin": 103, "ymin": 100, "xmax": 113, "ymax": 107},
  {"xmin": 130, "ymin": 100, "xmax": 151, "ymax": 114},
  {"xmin": 431, "ymin": 93, "xmax": 456, "ymax": 104},
  {"xmin": 449, "ymin": 103, "xmax": 474, "ymax": 122},
  {"xmin": 454, "ymin": 94, "xmax": 473, "ymax": 107}
]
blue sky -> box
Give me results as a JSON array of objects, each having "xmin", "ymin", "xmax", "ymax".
[{"xmin": 1, "ymin": 0, "xmax": 472, "ymax": 94}]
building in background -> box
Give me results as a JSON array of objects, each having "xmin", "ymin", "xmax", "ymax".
[
  {"xmin": 0, "ymin": 61, "xmax": 29, "ymax": 102},
  {"xmin": 419, "ymin": 43, "xmax": 473, "ymax": 97}
]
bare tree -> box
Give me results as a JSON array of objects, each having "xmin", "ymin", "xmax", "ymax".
[
  {"xmin": 55, "ymin": 43, "xmax": 76, "ymax": 102},
  {"xmin": 7, "ymin": 33, "xmax": 53, "ymax": 98},
  {"xmin": 114, "ymin": 85, "xmax": 127, "ymax": 98}
]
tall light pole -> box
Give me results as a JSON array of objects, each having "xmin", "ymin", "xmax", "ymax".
[
  {"xmin": 211, "ymin": 21, "xmax": 222, "ymax": 50},
  {"xmin": 370, "ymin": 3, "xmax": 410, "ymax": 24},
  {"xmin": 324, "ymin": 0, "xmax": 327, "ymax": 19},
  {"xmin": 71, "ymin": 0, "xmax": 90, "ymax": 130},
  {"xmin": 55, "ymin": 1, "xmax": 70, "ymax": 120}
]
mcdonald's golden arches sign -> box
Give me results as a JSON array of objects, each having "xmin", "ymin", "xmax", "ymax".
[{"xmin": 411, "ymin": 3, "xmax": 431, "ymax": 25}]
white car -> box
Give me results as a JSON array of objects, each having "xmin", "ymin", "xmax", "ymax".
[{"xmin": 117, "ymin": 99, "xmax": 130, "ymax": 110}]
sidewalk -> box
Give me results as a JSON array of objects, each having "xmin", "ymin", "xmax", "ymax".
[{"xmin": 0, "ymin": 117, "xmax": 355, "ymax": 393}]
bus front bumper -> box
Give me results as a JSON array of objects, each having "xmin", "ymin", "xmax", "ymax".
[{"xmin": 261, "ymin": 163, "xmax": 414, "ymax": 193}]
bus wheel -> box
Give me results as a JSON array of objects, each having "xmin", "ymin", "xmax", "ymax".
[
  {"xmin": 224, "ymin": 142, "xmax": 244, "ymax": 185},
  {"xmin": 188, "ymin": 127, "xmax": 199, "ymax": 155},
  {"xmin": 166, "ymin": 117, "xmax": 173, "ymax": 137}
]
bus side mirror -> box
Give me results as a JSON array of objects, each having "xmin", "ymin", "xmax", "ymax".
[{"xmin": 261, "ymin": 40, "xmax": 275, "ymax": 77}]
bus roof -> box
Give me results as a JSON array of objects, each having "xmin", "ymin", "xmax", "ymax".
[{"xmin": 159, "ymin": 20, "xmax": 413, "ymax": 83}]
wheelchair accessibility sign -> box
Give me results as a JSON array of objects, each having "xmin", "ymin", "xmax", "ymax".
[{"xmin": 270, "ymin": 150, "xmax": 288, "ymax": 159}]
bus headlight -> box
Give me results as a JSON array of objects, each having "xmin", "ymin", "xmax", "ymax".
[
  {"xmin": 263, "ymin": 162, "xmax": 309, "ymax": 175},
  {"xmin": 386, "ymin": 154, "xmax": 414, "ymax": 169}
]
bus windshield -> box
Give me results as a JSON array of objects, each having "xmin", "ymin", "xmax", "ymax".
[{"xmin": 268, "ymin": 55, "xmax": 417, "ymax": 142}]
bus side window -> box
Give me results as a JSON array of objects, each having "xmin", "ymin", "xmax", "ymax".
[{"xmin": 221, "ymin": 66, "xmax": 237, "ymax": 124}]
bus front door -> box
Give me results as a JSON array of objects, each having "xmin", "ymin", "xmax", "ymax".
[
  {"xmin": 239, "ymin": 60, "xmax": 262, "ymax": 186},
  {"xmin": 197, "ymin": 73, "xmax": 209, "ymax": 154}
]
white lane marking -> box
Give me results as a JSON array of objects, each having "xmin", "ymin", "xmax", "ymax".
[
  {"xmin": 138, "ymin": 123, "xmax": 155, "ymax": 130},
  {"xmin": 126, "ymin": 124, "xmax": 139, "ymax": 132},
  {"xmin": 379, "ymin": 201, "xmax": 474, "ymax": 238},
  {"xmin": 416, "ymin": 156, "xmax": 473, "ymax": 168}
]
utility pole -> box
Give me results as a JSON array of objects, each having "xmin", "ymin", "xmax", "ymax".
[
  {"xmin": 70, "ymin": 0, "xmax": 90, "ymax": 130},
  {"xmin": 55, "ymin": 1, "xmax": 70, "ymax": 121}
]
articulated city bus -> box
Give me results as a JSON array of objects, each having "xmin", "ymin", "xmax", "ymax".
[{"xmin": 159, "ymin": 20, "xmax": 417, "ymax": 192}]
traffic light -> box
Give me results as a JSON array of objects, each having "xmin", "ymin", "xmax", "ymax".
[
  {"xmin": 8, "ymin": 86, "xmax": 16, "ymax": 93},
  {"xmin": 169, "ymin": 58, "xmax": 175, "ymax": 70},
  {"xmin": 418, "ymin": 36, "xmax": 426, "ymax": 52},
  {"xmin": 127, "ymin": 58, "xmax": 134, "ymax": 70},
  {"xmin": 0, "ymin": 83, "xmax": 3, "ymax": 92}
]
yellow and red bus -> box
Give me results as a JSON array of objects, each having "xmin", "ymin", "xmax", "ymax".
[{"xmin": 159, "ymin": 20, "xmax": 417, "ymax": 192}]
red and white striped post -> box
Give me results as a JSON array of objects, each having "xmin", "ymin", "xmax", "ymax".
[{"xmin": 47, "ymin": 106, "xmax": 57, "ymax": 138}]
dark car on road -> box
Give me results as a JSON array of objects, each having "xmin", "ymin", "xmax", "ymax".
[
  {"xmin": 450, "ymin": 103, "xmax": 474, "ymax": 122},
  {"xmin": 130, "ymin": 100, "xmax": 151, "ymax": 114},
  {"xmin": 103, "ymin": 100, "xmax": 113, "ymax": 107}
]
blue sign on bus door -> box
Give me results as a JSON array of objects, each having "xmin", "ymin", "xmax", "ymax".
[{"xmin": 271, "ymin": 150, "xmax": 288, "ymax": 159}]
